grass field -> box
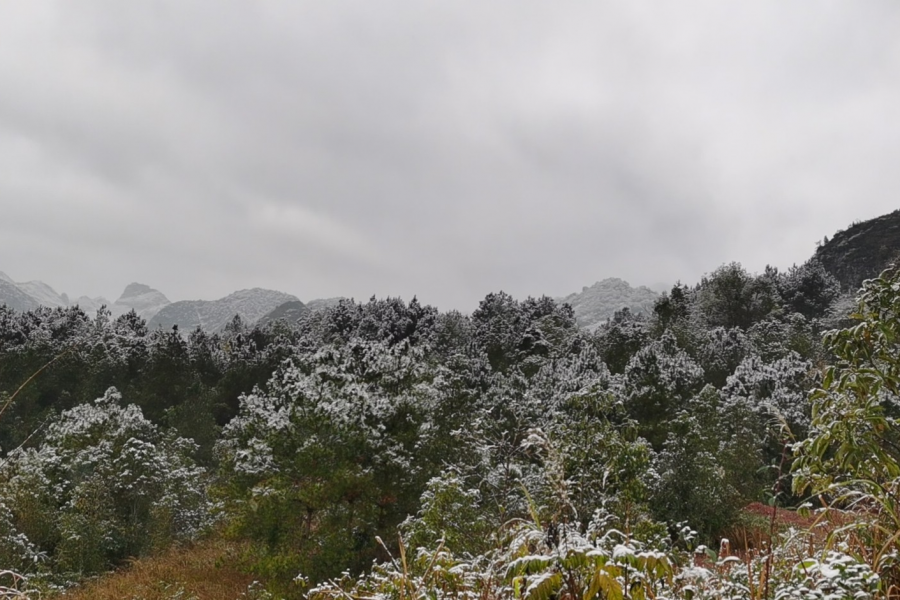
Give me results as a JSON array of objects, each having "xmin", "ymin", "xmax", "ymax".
[{"xmin": 57, "ymin": 539, "xmax": 258, "ymax": 600}]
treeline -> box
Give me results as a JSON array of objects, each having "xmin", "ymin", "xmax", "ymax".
[{"xmin": 0, "ymin": 258, "xmax": 861, "ymax": 597}]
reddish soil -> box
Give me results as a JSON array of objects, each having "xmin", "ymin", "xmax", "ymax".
[{"xmin": 741, "ymin": 502, "xmax": 817, "ymax": 529}]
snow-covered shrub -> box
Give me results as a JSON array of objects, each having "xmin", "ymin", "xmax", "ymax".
[
  {"xmin": 312, "ymin": 515, "xmax": 682, "ymax": 600},
  {"xmin": 310, "ymin": 514, "xmax": 884, "ymax": 600},
  {"xmin": 775, "ymin": 552, "xmax": 879, "ymax": 600},
  {"xmin": 0, "ymin": 500, "xmax": 44, "ymax": 576},
  {"xmin": 0, "ymin": 570, "xmax": 29, "ymax": 600},
  {"xmin": 624, "ymin": 330, "xmax": 704, "ymax": 448},
  {"xmin": 0, "ymin": 387, "xmax": 213, "ymax": 576},
  {"xmin": 308, "ymin": 538, "xmax": 498, "ymax": 600},
  {"xmin": 401, "ymin": 472, "xmax": 494, "ymax": 558},
  {"xmin": 651, "ymin": 391, "xmax": 742, "ymax": 540}
]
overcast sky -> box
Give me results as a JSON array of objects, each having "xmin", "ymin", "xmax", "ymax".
[{"xmin": 1, "ymin": 1, "xmax": 899, "ymax": 310}]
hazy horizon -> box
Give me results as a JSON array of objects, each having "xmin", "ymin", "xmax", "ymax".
[{"xmin": 2, "ymin": 2, "xmax": 898, "ymax": 311}]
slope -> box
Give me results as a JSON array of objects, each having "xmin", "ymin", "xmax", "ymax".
[
  {"xmin": 816, "ymin": 209, "xmax": 900, "ymax": 291},
  {"xmin": 148, "ymin": 288, "xmax": 300, "ymax": 333}
]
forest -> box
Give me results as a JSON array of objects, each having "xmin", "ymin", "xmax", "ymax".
[{"xmin": 1, "ymin": 256, "xmax": 898, "ymax": 599}]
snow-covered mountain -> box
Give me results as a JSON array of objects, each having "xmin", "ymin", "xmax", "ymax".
[
  {"xmin": 16, "ymin": 281, "xmax": 69, "ymax": 308},
  {"xmin": 257, "ymin": 300, "xmax": 309, "ymax": 327},
  {"xmin": 558, "ymin": 278, "xmax": 659, "ymax": 331},
  {"xmin": 111, "ymin": 283, "xmax": 170, "ymax": 320},
  {"xmin": 148, "ymin": 288, "xmax": 300, "ymax": 333},
  {"xmin": 0, "ymin": 271, "xmax": 110, "ymax": 316},
  {"xmin": 0, "ymin": 271, "xmax": 301, "ymax": 332},
  {"xmin": 0, "ymin": 278, "xmax": 40, "ymax": 312},
  {"xmin": 0, "ymin": 273, "xmax": 167, "ymax": 320},
  {"xmin": 305, "ymin": 297, "xmax": 344, "ymax": 312}
]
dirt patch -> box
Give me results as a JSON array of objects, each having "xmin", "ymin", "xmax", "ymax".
[{"xmin": 741, "ymin": 502, "xmax": 817, "ymax": 530}]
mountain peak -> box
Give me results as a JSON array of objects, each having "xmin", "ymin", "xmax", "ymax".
[
  {"xmin": 560, "ymin": 278, "xmax": 659, "ymax": 331},
  {"xmin": 117, "ymin": 282, "xmax": 162, "ymax": 302},
  {"xmin": 582, "ymin": 278, "xmax": 630, "ymax": 292},
  {"xmin": 113, "ymin": 283, "xmax": 170, "ymax": 320},
  {"xmin": 116, "ymin": 282, "xmax": 169, "ymax": 304},
  {"xmin": 0, "ymin": 271, "xmax": 12, "ymax": 284}
]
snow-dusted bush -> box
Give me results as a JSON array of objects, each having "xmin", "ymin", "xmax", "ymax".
[
  {"xmin": 0, "ymin": 387, "xmax": 213, "ymax": 576},
  {"xmin": 0, "ymin": 569, "xmax": 30, "ymax": 600},
  {"xmin": 0, "ymin": 498, "xmax": 44, "ymax": 575},
  {"xmin": 722, "ymin": 352, "xmax": 813, "ymax": 436},
  {"xmin": 312, "ymin": 498, "xmax": 882, "ymax": 600},
  {"xmin": 624, "ymin": 330, "xmax": 704, "ymax": 448},
  {"xmin": 401, "ymin": 472, "xmax": 494, "ymax": 558}
]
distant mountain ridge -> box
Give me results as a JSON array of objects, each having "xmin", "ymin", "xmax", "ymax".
[
  {"xmin": 0, "ymin": 271, "xmax": 319, "ymax": 333},
  {"xmin": 0, "ymin": 275, "xmax": 172, "ymax": 320},
  {"xmin": 148, "ymin": 288, "xmax": 300, "ymax": 333},
  {"xmin": 304, "ymin": 297, "xmax": 344, "ymax": 312},
  {"xmin": 6, "ymin": 206, "xmax": 897, "ymax": 333},
  {"xmin": 558, "ymin": 278, "xmax": 659, "ymax": 331}
]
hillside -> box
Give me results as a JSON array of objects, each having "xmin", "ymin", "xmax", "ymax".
[
  {"xmin": 148, "ymin": 288, "xmax": 300, "ymax": 333},
  {"xmin": 0, "ymin": 278, "xmax": 40, "ymax": 312},
  {"xmin": 816, "ymin": 209, "xmax": 900, "ymax": 291},
  {"xmin": 256, "ymin": 299, "xmax": 309, "ymax": 327},
  {"xmin": 15, "ymin": 280, "xmax": 69, "ymax": 308},
  {"xmin": 306, "ymin": 297, "xmax": 344, "ymax": 312},
  {"xmin": 558, "ymin": 277, "xmax": 659, "ymax": 330}
]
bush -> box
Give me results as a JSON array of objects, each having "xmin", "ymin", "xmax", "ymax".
[
  {"xmin": 0, "ymin": 388, "xmax": 214, "ymax": 576},
  {"xmin": 793, "ymin": 266, "xmax": 900, "ymax": 589}
]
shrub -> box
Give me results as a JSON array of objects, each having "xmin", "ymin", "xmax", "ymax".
[
  {"xmin": 793, "ymin": 266, "xmax": 900, "ymax": 590},
  {"xmin": 0, "ymin": 387, "xmax": 214, "ymax": 577}
]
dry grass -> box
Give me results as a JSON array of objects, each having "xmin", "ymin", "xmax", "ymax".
[
  {"xmin": 724, "ymin": 502, "xmax": 850, "ymax": 555},
  {"xmin": 56, "ymin": 538, "xmax": 258, "ymax": 600}
]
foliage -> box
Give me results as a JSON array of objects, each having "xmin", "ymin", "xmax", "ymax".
[
  {"xmin": 793, "ymin": 266, "xmax": 900, "ymax": 590},
  {"xmin": 0, "ymin": 388, "xmax": 213, "ymax": 577},
  {"xmin": 401, "ymin": 472, "xmax": 495, "ymax": 558},
  {"xmin": 0, "ymin": 261, "xmax": 870, "ymax": 596},
  {"xmin": 215, "ymin": 340, "xmax": 437, "ymax": 588},
  {"xmin": 697, "ymin": 263, "xmax": 779, "ymax": 330},
  {"xmin": 779, "ymin": 260, "xmax": 841, "ymax": 320},
  {"xmin": 623, "ymin": 330, "xmax": 704, "ymax": 449},
  {"xmin": 311, "ymin": 477, "xmax": 882, "ymax": 600},
  {"xmin": 650, "ymin": 387, "xmax": 742, "ymax": 539}
]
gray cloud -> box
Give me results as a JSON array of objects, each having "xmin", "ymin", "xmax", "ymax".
[{"xmin": 1, "ymin": 1, "xmax": 898, "ymax": 310}]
